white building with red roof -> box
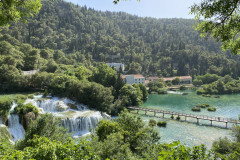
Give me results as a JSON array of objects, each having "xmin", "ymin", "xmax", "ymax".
[{"xmin": 122, "ymin": 74, "xmax": 145, "ymax": 85}]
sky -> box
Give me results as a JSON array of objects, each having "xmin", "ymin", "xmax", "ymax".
[{"xmin": 66, "ymin": 0, "xmax": 202, "ymax": 19}]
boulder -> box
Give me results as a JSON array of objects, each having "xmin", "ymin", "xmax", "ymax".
[
  {"xmin": 23, "ymin": 112, "xmax": 36, "ymax": 130},
  {"xmin": 0, "ymin": 124, "xmax": 12, "ymax": 142}
]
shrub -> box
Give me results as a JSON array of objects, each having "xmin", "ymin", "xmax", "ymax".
[
  {"xmin": 196, "ymin": 89, "xmax": 206, "ymax": 95},
  {"xmin": 202, "ymin": 104, "xmax": 210, "ymax": 108},
  {"xmin": 166, "ymin": 81, "xmax": 172, "ymax": 86},
  {"xmin": 176, "ymin": 116, "xmax": 180, "ymax": 120},
  {"xmin": 171, "ymin": 115, "xmax": 174, "ymax": 119},
  {"xmin": 192, "ymin": 107, "xmax": 201, "ymax": 112},
  {"xmin": 0, "ymin": 96, "xmax": 13, "ymax": 122},
  {"xmin": 193, "ymin": 79, "xmax": 203, "ymax": 86},
  {"xmin": 27, "ymin": 94, "xmax": 34, "ymax": 99},
  {"xmin": 212, "ymin": 137, "xmax": 233, "ymax": 154},
  {"xmin": 207, "ymin": 107, "xmax": 216, "ymax": 112},
  {"xmin": 172, "ymin": 77, "xmax": 180, "ymax": 85},
  {"xmin": 15, "ymin": 114, "xmax": 69, "ymax": 149},
  {"xmin": 196, "ymin": 104, "xmax": 209, "ymax": 108},
  {"xmin": 14, "ymin": 95, "xmax": 28, "ymax": 104},
  {"xmin": 149, "ymin": 119, "xmax": 157, "ymax": 127},
  {"xmin": 14, "ymin": 103, "xmax": 39, "ymax": 117},
  {"xmin": 157, "ymin": 88, "xmax": 167, "ymax": 94},
  {"xmin": 157, "ymin": 121, "xmax": 167, "ymax": 127},
  {"xmin": 179, "ymin": 85, "xmax": 186, "ymax": 90}
]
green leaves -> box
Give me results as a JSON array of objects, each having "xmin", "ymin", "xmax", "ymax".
[
  {"xmin": 191, "ymin": 0, "xmax": 240, "ymax": 54},
  {"xmin": 0, "ymin": 0, "xmax": 42, "ymax": 26}
]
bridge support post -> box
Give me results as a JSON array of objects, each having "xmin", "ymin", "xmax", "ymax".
[
  {"xmin": 154, "ymin": 112, "xmax": 156, "ymax": 117},
  {"xmin": 137, "ymin": 110, "xmax": 139, "ymax": 114},
  {"xmin": 197, "ymin": 118, "xmax": 199, "ymax": 124},
  {"xmin": 185, "ymin": 116, "xmax": 187, "ymax": 121},
  {"xmin": 210, "ymin": 120, "xmax": 212, "ymax": 126},
  {"xmin": 145, "ymin": 110, "xmax": 147, "ymax": 115},
  {"xmin": 226, "ymin": 122, "xmax": 228, "ymax": 128},
  {"xmin": 163, "ymin": 113, "xmax": 164, "ymax": 118}
]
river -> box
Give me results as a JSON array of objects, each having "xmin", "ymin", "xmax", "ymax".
[{"xmin": 140, "ymin": 90, "xmax": 240, "ymax": 148}]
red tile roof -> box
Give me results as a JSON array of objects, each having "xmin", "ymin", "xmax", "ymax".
[{"xmin": 121, "ymin": 74, "xmax": 144, "ymax": 79}]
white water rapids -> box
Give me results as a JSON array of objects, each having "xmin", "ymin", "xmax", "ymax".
[
  {"xmin": 6, "ymin": 95, "xmax": 103, "ymax": 141},
  {"xmin": 7, "ymin": 102, "xmax": 25, "ymax": 141}
]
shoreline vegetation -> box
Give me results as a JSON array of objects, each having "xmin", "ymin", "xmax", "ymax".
[
  {"xmin": 194, "ymin": 74, "xmax": 240, "ymax": 95},
  {"xmin": 1, "ymin": 109, "xmax": 240, "ymax": 159}
]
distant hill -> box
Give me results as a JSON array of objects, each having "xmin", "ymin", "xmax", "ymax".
[{"xmin": 1, "ymin": 0, "xmax": 240, "ymax": 77}]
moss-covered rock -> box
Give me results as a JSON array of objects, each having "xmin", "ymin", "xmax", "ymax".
[
  {"xmin": 67, "ymin": 103, "xmax": 78, "ymax": 110},
  {"xmin": 23, "ymin": 112, "xmax": 36, "ymax": 130},
  {"xmin": 0, "ymin": 124, "xmax": 12, "ymax": 142},
  {"xmin": 14, "ymin": 103, "xmax": 39, "ymax": 127},
  {"xmin": 55, "ymin": 103, "xmax": 68, "ymax": 112}
]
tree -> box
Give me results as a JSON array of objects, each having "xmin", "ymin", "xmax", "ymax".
[
  {"xmin": 75, "ymin": 66, "xmax": 92, "ymax": 80},
  {"xmin": 127, "ymin": 62, "xmax": 142, "ymax": 74},
  {"xmin": 16, "ymin": 113, "xmax": 69, "ymax": 149},
  {"xmin": 191, "ymin": 0, "xmax": 240, "ymax": 54},
  {"xmin": 172, "ymin": 77, "xmax": 180, "ymax": 85},
  {"xmin": 119, "ymin": 84, "xmax": 142, "ymax": 106},
  {"xmin": 91, "ymin": 63, "xmax": 117, "ymax": 87},
  {"xmin": 0, "ymin": 0, "xmax": 42, "ymax": 26},
  {"xmin": 193, "ymin": 79, "xmax": 203, "ymax": 86}
]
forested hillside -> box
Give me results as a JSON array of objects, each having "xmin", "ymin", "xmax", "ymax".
[{"xmin": 1, "ymin": 0, "xmax": 240, "ymax": 78}]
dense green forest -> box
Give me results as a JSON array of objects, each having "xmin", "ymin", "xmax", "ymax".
[{"xmin": 1, "ymin": 0, "xmax": 240, "ymax": 78}]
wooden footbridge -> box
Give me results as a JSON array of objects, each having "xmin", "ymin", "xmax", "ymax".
[{"xmin": 127, "ymin": 106, "xmax": 240, "ymax": 128}]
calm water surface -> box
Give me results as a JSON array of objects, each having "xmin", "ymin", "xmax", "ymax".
[{"xmin": 140, "ymin": 90, "xmax": 240, "ymax": 148}]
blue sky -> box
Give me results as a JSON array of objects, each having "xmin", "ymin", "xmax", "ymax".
[{"xmin": 66, "ymin": 0, "xmax": 202, "ymax": 19}]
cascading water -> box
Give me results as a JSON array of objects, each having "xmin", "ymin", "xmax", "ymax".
[
  {"xmin": 8, "ymin": 114, "xmax": 25, "ymax": 141},
  {"xmin": 60, "ymin": 111, "xmax": 102, "ymax": 136},
  {"xmin": 24, "ymin": 95, "xmax": 103, "ymax": 137},
  {"xmin": 8, "ymin": 102, "xmax": 25, "ymax": 142}
]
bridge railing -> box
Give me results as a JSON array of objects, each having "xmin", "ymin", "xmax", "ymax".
[{"xmin": 128, "ymin": 106, "xmax": 240, "ymax": 123}]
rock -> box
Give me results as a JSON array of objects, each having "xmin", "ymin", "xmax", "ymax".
[
  {"xmin": 0, "ymin": 124, "xmax": 12, "ymax": 142},
  {"xmin": 55, "ymin": 102, "xmax": 69, "ymax": 111},
  {"xmin": 23, "ymin": 112, "xmax": 36, "ymax": 130},
  {"xmin": 67, "ymin": 103, "xmax": 78, "ymax": 110}
]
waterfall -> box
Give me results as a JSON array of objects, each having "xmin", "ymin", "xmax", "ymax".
[
  {"xmin": 9, "ymin": 102, "xmax": 17, "ymax": 113},
  {"xmin": 7, "ymin": 102, "xmax": 25, "ymax": 142},
  {"xmin": 61, "ymin": 112, "xmax": 102, "ymax": 136},
  {"xmin": 23, "ymin": 96, "xmax": 104, "ymax": 137},
  {"xmin": 24, "ymin": 97, "xmax": 85, "ymax": 113},
  {"xmin": 8, "ymin": 114, "xmax": 25, "ymax": 142}
]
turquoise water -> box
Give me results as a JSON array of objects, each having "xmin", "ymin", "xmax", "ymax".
[{"xmin": 139, "ymin": 90, "xmax": 240, "ymax": 148}]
